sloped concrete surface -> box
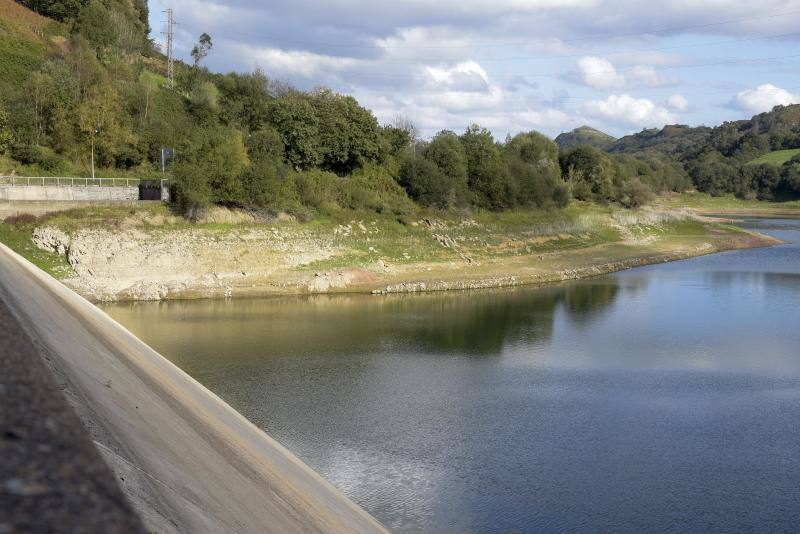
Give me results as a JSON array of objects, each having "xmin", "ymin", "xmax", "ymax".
[{"xmin": 0, "ymin": 242, "xmax": 386, "ymax": 534}]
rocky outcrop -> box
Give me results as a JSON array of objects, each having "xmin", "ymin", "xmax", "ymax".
[
  {"xmin": 32, "ymin": 227, "xmax": 71, "ymax": 256},
  {"xmin": 33, "ymin": 225, "xmax": 338, "ymax": 301}
]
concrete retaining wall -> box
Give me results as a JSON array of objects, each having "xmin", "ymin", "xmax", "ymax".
[{"xmin": 0, "ymin": 185, "xmax": 140, "ymax": 201}]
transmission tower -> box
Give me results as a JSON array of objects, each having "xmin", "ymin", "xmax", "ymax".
[{"xmin": 161, "ymin": 9, "xmax": 176, "ymax": 87}]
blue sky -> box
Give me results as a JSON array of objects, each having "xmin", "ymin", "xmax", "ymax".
[{"xmin": 148, "ymin": 0, "xmax": 800, "ymax": 139}]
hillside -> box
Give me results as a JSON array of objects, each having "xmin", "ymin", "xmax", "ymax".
[
  {"xmin": 0, "ymin": 0, "xmax": 59, "ymax": 95},
  {"xmin": 748, "ymin": 148, "xmax": 800, "ymax": 166},
  {"xmin": 555, "ymin": 126, "xmax": 616, "ymax": 150},
  {"xmin": 609, "ymin": 124, "xmax": 712, "ymax": 155},
  {"xmin": 606, "ymin": 106, "xmax": 800, "ymax": 199}
]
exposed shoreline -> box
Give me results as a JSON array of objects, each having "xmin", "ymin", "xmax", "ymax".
[
  {"xmin": 0, "ymin": 201, "xmax": 788, "ymax": 303},
  {"xmin": 64, "ymin": 221, "xmax": 783, "ymax": 302},
  {"xmin": 0, "ymin": 242, "xmax": 387, "ymax": 533}
]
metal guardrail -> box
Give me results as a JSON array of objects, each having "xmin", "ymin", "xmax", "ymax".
[{"xmin": 0, "ymin": 176, "xmax": 167, "ymax": 188}]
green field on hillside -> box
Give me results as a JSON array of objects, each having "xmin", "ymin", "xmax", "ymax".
[{"xmin": 748, "ymin": 149, "xmax": 800, "ymax": 166}]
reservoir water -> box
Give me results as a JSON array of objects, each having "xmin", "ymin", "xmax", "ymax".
[{"xmin": 103, "ymin": 218, "xmax": 800, "ymax": 533}]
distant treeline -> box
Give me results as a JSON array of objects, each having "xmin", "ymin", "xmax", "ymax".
[{"xmin": 566, "ymin": 107, "xmax": 800, "ymax": 201}]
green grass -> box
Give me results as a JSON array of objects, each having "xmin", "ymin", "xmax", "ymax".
[
  {"xmin": 657, "ymin": 192, "xmax": 800, "ymax": 212},
  {"xmin": 748, "ymin": 148, "xmax": 800, "ymax": 166},
  {"xmin": 0, "ymin": 220, "xmax": 72, "ymax": 278}
]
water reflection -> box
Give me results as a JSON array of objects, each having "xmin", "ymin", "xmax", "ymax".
[
  {"xmin": 102, "ymin": 218, "xmax": 800, "ymax": 534},
  {"xmin": 109, "ymin": 280, "xmax": 623, "ymax": 362}
]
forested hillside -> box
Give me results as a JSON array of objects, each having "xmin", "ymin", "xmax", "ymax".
[
  {"xmin": 559, "ymin": 105, "xmax": 800, "ymax": 200},
  {"xmin": 1, "ymin": 0, "xmax": 798, "ymax": 220}
]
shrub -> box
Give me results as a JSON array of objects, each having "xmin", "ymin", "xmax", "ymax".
[
  {"xmin": 4, "ymin": 213, "xmax": 37, "ymax": 227},
  {"xmin": 10, "ymin": 144, "xmax": 62, "ymax": 171},
  {"xmin": 339, "ymin": 163, "xmax": 414, "ymax": 215},
  {"xmin": 619, "ymin": 178, "xmax": 655, "ymax": 208}
]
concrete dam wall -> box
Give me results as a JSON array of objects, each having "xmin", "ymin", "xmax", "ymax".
[{"xmin": 0, "ymin": 242, "xmax": 386, "ymax": 533}]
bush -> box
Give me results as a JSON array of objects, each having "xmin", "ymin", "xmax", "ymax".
[
  {"xmin": 241, "ymin": 161, "xmax": 297, "ymax": 210},
  {"xmin": 4, "ymin": 213, "xmax": 37, "ymax": 227},
  {"xmin": 619, "ymin": 178, "xmax": 655, "ymax": 208},
  {"xmin": 559, "ymin": 146, "xmax": 615, "ymax": 202},
  {"xmin": 339, "ymin": 163, "xmax": 414, "ymax": 215},
  {"xmin": 292, "ymin": 168, "xmax": 340, "ymax": 210},
  {"xmin": 10, "ymin": 144, "xmax": 62, "ymax": 171},
  {"xmin": 171, "ymin": 127, "xmax": 250, "ymax": 213},
  {"xmin": 398, "ymin": 156, "xmax": 449, "ymax": 208},
  {"xmin": 0, "ymin": 108, "xmax": 12, "ymax": 154}
]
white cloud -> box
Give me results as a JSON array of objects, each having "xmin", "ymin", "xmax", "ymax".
[
  {"xmin": 223, "ymin": 42, "xmax": 363, "ymax": 78},
  {"xmin": 732, "ymin": 84, "xmax": 799, "ymax": 114},
  {"xmin": 575, "ymin": 56, "xmax": 626, "ymax": 90},
  {"xmin": 628, "ymin": 65, "xmax": 677, "ymax": 88},
  {"xmin": 667, "ymin": 93, "xmax": 689, "ymax": 111},
  {"xmin": 422, "ymin": 61, "xmax": 490, "ymax": 92},
  {"xmin": 570, "ymin": 57, "xmax": 678, "ymax": 90},
  {"xmin": 580, "ymin": 94, "xmax": 675, "ymax": 127}
]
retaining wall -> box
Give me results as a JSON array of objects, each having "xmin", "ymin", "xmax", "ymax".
[
  {"xmin": 0, "ymin": 185, "xmax": 170, "ymax": 202},
  {"xmin": 0, "ymin": 185, "xmax": 138, "ymax": 201}
]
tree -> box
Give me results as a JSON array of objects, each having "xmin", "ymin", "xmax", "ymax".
[
  {"xmin": 191, "ymin": 33, "xmax": 213, "ymax": 66},
  {"xmin": 77, "ymin": 83, "xmax": 123, "ymax": 168},
  {"xmin": 75, "ymin": 0, "xmax": 117, "ymax": 48},
  {"xmin": 171, "ymin": 127, "xmax": 250, "ymax": 213},
  {"xmin": 780, "ymin": 155, "xmax": 800, "ymax": 197},
  {"xmin": 216, "ymin": 70, "xmax": 273, "ymax": 132},
  {"xmin": 311, "ymin": 88, "xmax": 383, "ymax": 175},
  {"xmin": 268, "ymin": 91, "xmax": 321, "ymax": 169},
  {"xmin": 460, "ymin": 124, "xmax": 511, "ymax": 209},
  {"xmin": 423, "ymin": 130, "xmax": 469, "ymax": 207},
  {"xmin": 559, "ymin": 146, "xmax": 615, "ymax": 202},
  {"xmin": 398, "ymin": 156, "xmax": 450, "ymax": 208},
  {"xmin": 506, "ymin": 131, "xmax": 565, "ymax": 207},
  {"xmin": 0, "ymin": 107, "xmax": 14, "ymax": 154},
  {"xmin": 19, "ymin": 0, "xmax": 88, "ymax": 21}
]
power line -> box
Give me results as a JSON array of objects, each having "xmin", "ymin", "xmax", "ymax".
[
  {"xmin": 379, "ymin": 31, "xmax": 800, "ymax": 63},
  {"xmin": 266, "ymin": 9, "xmax": 800, "ymax": 51},
  {"xmin": 386, "ymin": 84, "xmax": 800, "ymax": 103},
  {"xmin": 315, "ymin": 52, "xmax": 800, "ymax": 81}
]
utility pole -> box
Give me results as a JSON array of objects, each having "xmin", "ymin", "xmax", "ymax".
[
  {"xmin": 161, "ymin": 9, "xmax": 176, "ymax": 87},
  {"xmin": 90, "ymin": 129, "xmax": 97, "ymax": 180}
]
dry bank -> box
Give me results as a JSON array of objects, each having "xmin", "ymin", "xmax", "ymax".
[{"xmin": 17, "ymin": 203, "xmax": 781, "ymax": 302}]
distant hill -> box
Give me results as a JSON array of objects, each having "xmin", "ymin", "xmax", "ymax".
[
  {"xmin": 555, "ymin": 126, "xmax": 616, "ymax": 151},
  {"xmin": 606, "ymin": 105, "xmax": 800, "ymax": 198},
  {"xmin": 608, "ymin": 124, "xmax": 712, "ymax": 156}
]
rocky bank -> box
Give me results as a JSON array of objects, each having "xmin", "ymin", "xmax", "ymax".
[{"xmin": 28, "ymin": 208, "xmax": 779, "ymax": 302}]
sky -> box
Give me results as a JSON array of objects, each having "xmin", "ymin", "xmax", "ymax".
[{"xmin": 148, "ymin": 0, "xmax": 800, "ymax": 140}]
